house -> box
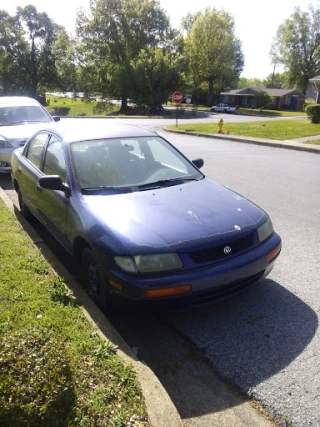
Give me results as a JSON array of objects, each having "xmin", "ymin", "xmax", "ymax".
[
  {"xmin": 220, "ymin": 84, "xmax": 306, "ymax": 111},
  {"xmin": 309, "ymin": 75, "xmax": 320, "ymax": 104}
]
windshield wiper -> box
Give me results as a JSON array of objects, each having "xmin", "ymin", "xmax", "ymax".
[
  {"xmin": 81, "ymin": 186, "xmax": 134, "ymax": 195},
  {"xmin": 137, "ymin": 176, "xmax": 199, "ymax": 191}
]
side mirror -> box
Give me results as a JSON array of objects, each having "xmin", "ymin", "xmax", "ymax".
[
  {"xmin": 192, "ymin": 158, "xmax": 204, "ymax": 169},
  {"xmin": 39, "ymin": 175, "xmax": 70, "ymax": 196},
  {"xmin": 53, "ymin": 116, "xmax": 60, "ymax": 122}
]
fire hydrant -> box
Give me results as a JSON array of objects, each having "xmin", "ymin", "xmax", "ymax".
[{"xmin": 218, "ymin": 118, "xmax": 224, "ymax": 134}]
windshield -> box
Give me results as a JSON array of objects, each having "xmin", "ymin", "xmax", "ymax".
[
  {"xmin": 0, "ymin": 105, "xmax": 52, "ymax": 125},
  {"xmin": 70, "ymin": 136, "xmax": 203, "ymax": 192}
]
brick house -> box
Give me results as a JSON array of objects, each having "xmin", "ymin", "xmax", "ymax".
[{"xmin": 220, "ymin": 84, "xmax": 306, "ymax": 111}]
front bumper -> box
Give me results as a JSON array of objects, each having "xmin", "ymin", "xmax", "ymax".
[
  {"xmin": 0, "ymin": 148, "xmax": 14, "ymax": 172},
  {"xmin": 103, "ymin": 233, "xmax": 281, "ymax": 308}
]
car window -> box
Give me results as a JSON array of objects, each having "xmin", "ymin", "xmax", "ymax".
[
  {"xmin": 0, "ymin": 105, "xmax": 51, "ymax": 125},
  {"xmin": 70, "ymin": 136, "xmax": 202, "ymax": 190},
  {"xmin": 26, "ymin": 133, "xmax": 49, "ymax": 169},
  {"xmin": 43, "ymin": 136, "xmax": 67, "ymax": 182},
  {"xmin": 146, "ymin": 138, "xmax": 189, "ymax": 174}
]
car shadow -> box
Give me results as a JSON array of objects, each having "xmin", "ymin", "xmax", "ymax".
[
  {"xmin": 109, "ymin": 279, "xmax": 317, "ymax": 419},
  {"xmin": 168, "ymin": 279, "xmax": 318, "ymax": 390}
]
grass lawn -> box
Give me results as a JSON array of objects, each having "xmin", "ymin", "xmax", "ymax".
[
  {"xmin": 0, "ymin": 200, "xmax": 148, "ymax": 427},
  {"xmin": 237, "ymin": 108, "xmax": 306, "ymax": 117},
  {"xmin": 168, "ymin": 119, "xmax": 320, "ymax": 141},
  {"xmin": 46, "ymin": 95, "xmax": 119, "ymax": 117}
]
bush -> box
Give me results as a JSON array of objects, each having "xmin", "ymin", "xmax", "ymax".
[
  {"xmin": 0, "ymin": 328, "xmax": 75, "ymax": 426},
  {"xmin": 305, "ymin": 104, "xmax": 320, "ymax": 123}
]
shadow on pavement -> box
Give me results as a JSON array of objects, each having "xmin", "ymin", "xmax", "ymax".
[{"xmin": 168, "ymin": 279, "xmax": 318, "ymax": 393}]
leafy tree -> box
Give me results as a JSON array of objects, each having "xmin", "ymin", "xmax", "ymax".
[
  {"xmin": 0, "ymin": 5, "xmax": 63, "ymax": 99},
  {"xmin": 52, "ymin": 30, "xmax": 79, "ymax": 93},
  {"xmin": 183, "ymin": 7, "xmax": 244, "ymax": 105},
  {"xmin": 263, "ymin": 71, "xmax": 291, "ymax": 88},
  {"xmin": 271, "ymin": 6, "xmax": 320, "ymax": 94},
  {"xmin": 253, "ymin": 90, "xmax": 272, "ymax": 111},
  {"xmin": 237, "ymin": 77, "xmax": 265, "ymax": 88},
  {"xmin": 130, "ymin": 47, "xmax": 181, "ymax": 112},
  {"xmin": 76, "ymin": 0, "xmax": 177, "ymax": 112}
]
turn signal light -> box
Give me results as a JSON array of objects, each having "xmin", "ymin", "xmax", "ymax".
[
  {"xmin": 145, "ymin": 284, "xmax": 192, "ymax": 298},
  {"xmin": 109, "ymin": 280, "xmax": 123, "ymax": 292},
  {"xmin": 267, "ymin": 245, "xmax": 281, "ymax": 263}
]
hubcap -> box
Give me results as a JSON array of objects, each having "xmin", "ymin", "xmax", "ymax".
[{"xmin": 87, "ymin": 262, "xmax": 100, "ymax": 299}]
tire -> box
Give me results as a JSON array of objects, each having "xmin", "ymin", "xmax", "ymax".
[
  {"xmin": 81, "ymin": 247, "xmax": 107, "ymax": 311},
  {"xmin": 17, "ymin": 186, "xmax": 31, "ymax": 220}
]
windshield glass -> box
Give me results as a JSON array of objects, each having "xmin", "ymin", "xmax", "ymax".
[
  {"xmin": 0, "ymin": 105, "xmax": 52, "ymax": 125},
  {"xmin": 70, "ymin": 136, "xmax": 203, "ymax": 191}
]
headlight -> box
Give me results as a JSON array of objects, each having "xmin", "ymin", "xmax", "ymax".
[
  {"xmin": 257, "ymin": 218, "xmax": 274, "ymax": 242},
  {"xmin": 115, "ymin": 253, "xmax": 183, "ymax": 273},
  {"xmin": 0, "ymin": 139, "xmax": 13, "ymax": 148}
]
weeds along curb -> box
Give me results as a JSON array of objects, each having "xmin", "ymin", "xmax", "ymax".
[{"xmin": 0, "ymin": 187, "xmax": 182, "ymax": 427}]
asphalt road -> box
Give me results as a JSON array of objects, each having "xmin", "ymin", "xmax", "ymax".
[
  {"xmin": 155, "ymin": 130, "xmax": 320, "ymax": 427},
  {"xmin": 1, "ymin": 116, "xmax": 318, "ymax": 426}
]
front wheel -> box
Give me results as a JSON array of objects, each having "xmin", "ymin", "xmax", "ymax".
[{"xmin": 81, "ymin": 248, "xmax": 107, "ymax": 311}]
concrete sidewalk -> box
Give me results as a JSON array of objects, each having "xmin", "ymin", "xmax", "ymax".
[{"xmin": 164, "ymin": 128, "xmax": 320, "ymax": 154}]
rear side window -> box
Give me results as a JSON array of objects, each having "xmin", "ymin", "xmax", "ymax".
[
  {"xmin": 26, "ymin": 133, "xmax": 48, "ymax": 169},
  {"xmin": 43, "ymin": 136, "xmax": 67, "ymax": 182}
]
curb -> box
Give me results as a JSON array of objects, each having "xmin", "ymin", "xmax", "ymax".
[
  {"xmin": 164, "ymin": 128, "xmax": 320, "ymax": 154},
  {"xmin": 0, "ymin": 187, "xmax": 182, "ymax": 427}
]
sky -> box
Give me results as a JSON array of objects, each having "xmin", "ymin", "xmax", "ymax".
[{"xmin": 3, "ymin": 0, "xmax": 320, "ymax": 79}]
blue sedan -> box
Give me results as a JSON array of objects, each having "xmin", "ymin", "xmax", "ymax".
[{"xmin": 11, "ymin": 121, "xmax": 281, "ymax": 309}]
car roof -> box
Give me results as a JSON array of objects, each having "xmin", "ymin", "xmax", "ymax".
[
  {"xmin": 0, "ymin": 96, "xmax": 43, "ymax": 107},
  {"xmin": 40, "ymin": 119, "xmax": 158, "ymax": 143}
]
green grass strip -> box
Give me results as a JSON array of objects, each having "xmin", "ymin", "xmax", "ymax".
[
  {"xmin": 169, "ymin": 119, "xmax": 320, "ymax": 141},
  {"xmin": 0, "ymin": 200, "xmax": 147, "ymax": 427}
]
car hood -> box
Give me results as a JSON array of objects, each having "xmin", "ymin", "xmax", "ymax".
[
  {"xmin": 83, "ymin": 178, "xmax": 267, "ymax": 254},
  {"xmin": 0, "ymin": 122, "xmax": 51, "ymax": 142}
]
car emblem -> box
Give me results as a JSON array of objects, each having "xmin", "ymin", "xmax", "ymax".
[{"xmin": 224, "ymin": 246, "xmax": 231, "ymax": 254}]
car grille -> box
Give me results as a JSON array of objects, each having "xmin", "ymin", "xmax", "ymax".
[{"xmin": 189, "ymin": 233, "xmax": 254, "ymax": 264}]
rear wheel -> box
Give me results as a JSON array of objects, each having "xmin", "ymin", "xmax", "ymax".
[
  {"xmin": 81, "ymin": 248, "xmax": 107, "ymax": 311},
  {"xmin": 17, "ymin": 187, "xmax": 31, "ymax": 219}
]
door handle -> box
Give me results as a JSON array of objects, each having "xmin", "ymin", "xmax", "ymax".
[
  {"xmin": 36, "ymin": 184, "xmax": 42, "ymax": 193},
  {"xmin": 17, "ymin": 166, "xmax": 22, "ymax": 174}
]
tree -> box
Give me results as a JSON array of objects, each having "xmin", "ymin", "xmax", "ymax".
[
  {"xmin": 0, "ymin": 5, "xmax": 63, "ymax": 99},
  {"xmin": 237, "ymin": 77, "xmax": 264, "ymax": 88},
  {"xmin": 76, "ymin": 0, "xmax": 177, "ymax": 112},
  {"xmin": 52, "ymin": 30, "xmax": 79, "ymax": 93},
  {"xmin": 271, "ymin": 6, "xmax": 320, "ymax": 94},
  {"xmin": 263, "ymin": 71, "xmax": 291, "ymax": 88},
  {"xmin": 253, "ymin": 91, "xmax": 272, "ymax": 111},
  {"xmin": 130, "ymin": 47, "xmax": 180, "ymax": 112},
  {"xmin": 183, "ymin": 8, "xmax": 244, "ymax": 105}
]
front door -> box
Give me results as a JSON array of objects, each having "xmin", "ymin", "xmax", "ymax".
[{"xmin": 37, "ymin": 134, "xmax": 70, "ymax": 250}]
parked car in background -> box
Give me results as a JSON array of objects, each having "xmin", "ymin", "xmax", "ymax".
[
  {"xmin": 11, "ymin": 121, "xmax": 281, "ymax": 310},
  {"xmin": 0, "ymin": 96, "xmax": 59, "ymax": 173},
  {"xmin": 211, "ymin": 103, "xmax": 236, "ymax": 113}
]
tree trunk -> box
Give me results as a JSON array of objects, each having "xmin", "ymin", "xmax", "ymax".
[
  {"xmin": 120, "ymin": 94, "xmax": 128, "ymax": 113},
  {"xmin": 207, "ymin": 78, "xmax": 214, "ymax": 106}
]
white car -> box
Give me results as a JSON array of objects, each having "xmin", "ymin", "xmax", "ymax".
[
  {"xmin": 211, "ymin": 103, "xmax": 236, "ymax": 113},
  {"xmin": 0, "ymin": 96, "xmax": 59, "ymax": 173}
]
